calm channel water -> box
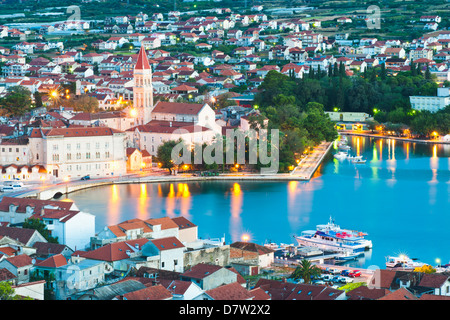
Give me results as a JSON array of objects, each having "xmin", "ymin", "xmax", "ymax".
[{"xmin": 67, "ymin": 136, "xmax": 450, "ymax": 269}]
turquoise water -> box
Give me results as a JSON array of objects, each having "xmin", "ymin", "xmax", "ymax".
[{"xmin": 68, "ymin": 136, "xmax": 450, "ymax": 268}]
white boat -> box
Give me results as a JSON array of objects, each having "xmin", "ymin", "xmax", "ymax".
[
  {"xmin": 335, "ymin": 251, "xmax": 364, "ymax": 262},
  {"xmin": 338, "ymin": 144, "xmax": 351, "ymax": 150},
  {"xmin": 352, "ymin": 158, "xmax": 366, "ymax": 164},
  {"xmin": 385, "ymin": 255, "xmax": 426, "ymax": 269},
  {"xmin": 294, "ymin": 218, "xmax": 373, "ymax": 254},
  {"xmin": 348, "ymin": 155, "xmax": 363, "ymax": 160},
  {"xmin": 0, "ymin": 180, "xmax": 24, "ymax": 192},
  {"xmin": 334, "ymin": 151, "xmax": 348, "ymax": 160}
]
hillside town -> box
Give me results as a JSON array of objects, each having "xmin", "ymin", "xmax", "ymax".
[
  {"xmin": 1, "ymin": 194, "xmax": 450, "ymax": 301},
  {"xmin": 0, "ymin": 0, "xmax": 449, "ymax": 302}
]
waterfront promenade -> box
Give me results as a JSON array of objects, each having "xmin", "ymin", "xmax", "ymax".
[{"xmin": 1, "ymin": 140, "xmax": 334, "ymax": 201}]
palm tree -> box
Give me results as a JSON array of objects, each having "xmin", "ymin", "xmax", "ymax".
[{"xmin": 289, "ymin": 259, "xmax": 322, "ymax": 284}]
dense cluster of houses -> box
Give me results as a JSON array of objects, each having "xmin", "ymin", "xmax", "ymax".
[
  {"xmin": 0, "ymin": 8, "xmax": 448, "ymax": 182},
  {"xmin": 1, "ymin": 195, "xmax": 450, "ymax": 300}
]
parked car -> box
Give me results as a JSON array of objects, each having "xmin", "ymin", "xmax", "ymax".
[
  {"xmin": 312, "ymin": 279, "xmax": 325, "ymax": 285},
  {"xmin": 341, "ymin": 276, "xmax": 353, "ymax": 283},
  {"xmin": 330, "ymin": 268, "xmax": 341, "ymax": 275},
  {"xmin": 332, "ymin": 276, "xmax": 346, "ymax": 283},
  {"xmin": 341, "ymin": 269, "xmax": 350, "ymax": 276},
  {"xmin": 81, "ymin": 175, "xmax": 90, "ymax": 180},
  {"xmin": 321, "ymin": 275, "xmax": 333, "ymax": 282},
  {"xmin": 349, "ymin": 270, "xmax": 361, "ymax": 278}
]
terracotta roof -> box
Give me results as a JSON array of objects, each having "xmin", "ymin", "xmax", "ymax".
[
  {"xmin": 206, "ymin": 282, "xmax": 253, "ymax": 300},
  {"xmin": 150, "ymin": 237, "xmax": 184, "ymax": 251},
  {"xmin": 377, "ymin": 288, "xmax": 418, "ymax": 300},
  {"xmin": 80, "ymin": 239, "xmax": 149, "ymax": 262},
  {"xmin": 152, "ymin": 101, "xmax": 206, "ymax": 115},
  {"xmin": 146, "ymin": 217, "xmax": 179, "ymax": 230},
  {"xmin": 249, "ymin": 287, "xmax": 271, "ymax": 300},
  {"xmin": 0, "ymin": 226, "xmax": 41, "ymax": 246},
  {"xmin": 35, "ymin": 254, "xmax": 68, "ymax": 268},
  {"xmin": 418, "ymin": 273, "xmax": 450, "ymax": 289},
  {"xmin": 0, "ymin": 246, "xmax": 17, "ymax": 257},
  {"xmin": 0, "ymin": 196, "xmax": 74, "ymax": 214},
  {"xmin": 135, "ymin": 46, "xmax": 151, "ymax": 70},
  {"xmin": 5, "ymin": 254, "xmax": 33, "ymax": 268},
  {"xmin": 33, "ymin": 241, "xmax": 70, "ymax": 256},
  {"xmin": 171, "ymin": 217, "xmax": 196, "ymax": 230},
  {"xmin": 0, "ymin": 268, "xmax": 16, "ymax": 281},
  {"xmin": 182, "ymin": 263, "xmax": 223, "ymax": 280},
  {"xmin": 120, "ymin": 284, "xmax": 172, "ymax": 300},
  {"xmin": 230, "ymin": 242, "xmax": 275, "ymax": 255},
  {"xmin": 347, "ymin": 285, "xmax": 391, "ymax": 300},
  {"xmin": 160, "ymin": 279, "xmax": 193, "ymax": 296},
  {"xmin": 30, "ymin": 127, "xmax": 124, "ymax": 138}
]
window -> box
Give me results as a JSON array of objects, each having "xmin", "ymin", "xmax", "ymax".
[{"xmin": 67, "ymin": 153, "xmax": 72, "ymax": 160}]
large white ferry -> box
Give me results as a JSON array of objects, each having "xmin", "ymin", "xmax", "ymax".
[{"xmin": 294, "ymin": 218, "xmax": 372, "ymax": 254}]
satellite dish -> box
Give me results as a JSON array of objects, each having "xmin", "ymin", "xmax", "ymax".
[{"xmin": 31, "ymin": 258, "xmax": 36, "ymax": 265}]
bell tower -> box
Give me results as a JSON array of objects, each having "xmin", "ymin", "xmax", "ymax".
[{"xmin": 133, "ymin": 46, "xmax": 154, "ymax": 125}]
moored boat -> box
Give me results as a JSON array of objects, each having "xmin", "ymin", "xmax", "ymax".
[
  {"xmin": 294, "ymin": 218, "xmax": 372, "ymax": 254},
  {"xmin": 334, "ymin": 151, "xmax": 348, "ymax": 160},
  {"xmin": 385, "ymin": 255, "xmax": 426, "ymax": 269},
  {"xmin": 352, "ymin": 158, "xmax": 366, "ymax": 164}
]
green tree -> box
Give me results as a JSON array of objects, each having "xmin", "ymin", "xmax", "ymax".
[
  {"xmin": 289, "ymin": 259, "xmax": 322, "ymax": 284},
  {"xmin": 34, "ymin": 91, "xmax": 43, "ymax": 109},
  {"xmin": 0, "ymin": 86, "xmax": 33, "ymax": 116},
  {"xmin": 156, "ymin": 139, "xmax": 184, "ymax": 174},
  {"xmin": 22, "ymin": 218, "xmax": 58, "ymax": 243}
]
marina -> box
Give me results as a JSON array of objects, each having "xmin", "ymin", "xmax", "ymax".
[{"xmin": 65, "ymin": 136, "xmax": 450, "ymax": 269}]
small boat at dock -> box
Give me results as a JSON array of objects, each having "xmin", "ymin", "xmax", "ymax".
[
  {"xmin": 334, "ymin": 151, "xmax": 348, "ymax": 160},
  {"xmin": 352, "ymin": 158, "xmax": 366, "ymax": 164}
]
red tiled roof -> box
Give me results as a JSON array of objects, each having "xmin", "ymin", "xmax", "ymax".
[
  {"xmin": 0, "ymin": 268, "xmax": 16, "ymax": 281},
  {"xmin": 6, "ymin": 254, "xmax": 33, "ymax": 268},
  {"xmin": 80, "ymin": 239, "xmax": 149, "ymax": 262},
  {"xmin": 206, "ymin": 282, "xmax": 253, "ymax": 300},
  {"xmin": 182, "ymin": 263, "xmax": 223, "ymax": 280},
  {"xmin": 121, "ymin": 284, "xmax": 172, "ymax": 300},
  {"xmin": 152, "ymin": 101, "xmax": 206, "ymax": 115},
  {"xmin": 135, "ymin": 46, "xmax": 151, "ymax": 70},
  {"xmin": 35, "ymin": 254, "xmax": 68, "ymax": 268},
  {"xmin": 150, "ymin": 237, "xmax": 184, "ymax": 251},
  {"xmin": 377, "ymin": 288, "xmax": 418, "ymax": 300},
  {"xmin": 0, "ymin": 196, "xmax": 74, "ymax": 214}
]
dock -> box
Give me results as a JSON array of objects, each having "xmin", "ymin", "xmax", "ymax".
[{"xmin": 290, "ymin": 141, "xmax": 333, "ymax": 179}]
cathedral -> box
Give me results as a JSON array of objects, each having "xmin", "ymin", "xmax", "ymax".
[
  {"xmin": 133, "ymin": 46, "xmax": 154, "ymax": 126},
  {"xmin": 126, "ymin": 46, "xmax": 222, "ymax": 156}
]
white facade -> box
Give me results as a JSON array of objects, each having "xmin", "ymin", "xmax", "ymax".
[
  {"xmin": 42, "ymin": 210, "xmax": 95, "ymax": 251},
  {"xmin": 410, "ymin": 88, "xmax": 450, "ymax": 113},
  {"xmin": 28, "ymin": 127, "xmax": 127, "ymax": 180}
]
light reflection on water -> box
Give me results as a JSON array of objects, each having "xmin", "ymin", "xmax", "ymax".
[{"xmin": 68, "ymin": 137, "xmax": 450, "ymax": 268}]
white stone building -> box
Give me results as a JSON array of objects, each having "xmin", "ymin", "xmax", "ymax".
[
  {"xmin": 410, "ymin": 87, "xmax": 450, "ymax": 113},
  {"xmin": 28, "ymin": 127, "xmax": 127, "ymax": 180}
]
